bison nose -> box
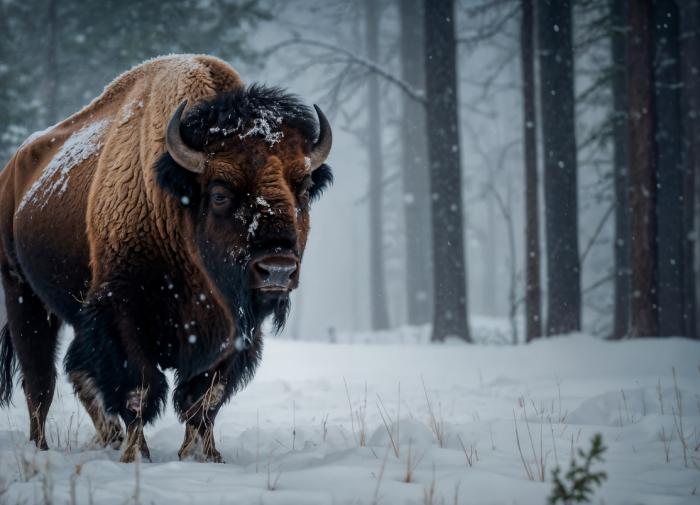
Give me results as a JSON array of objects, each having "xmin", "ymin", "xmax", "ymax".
[{"xmin": 250, "ymin": 255, "xmax": 298, "ymax": 290}]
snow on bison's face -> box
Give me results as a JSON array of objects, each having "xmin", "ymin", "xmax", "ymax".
[{"xmin": 156, "ymin": 86, "xmax": 332, "ymax": 338}]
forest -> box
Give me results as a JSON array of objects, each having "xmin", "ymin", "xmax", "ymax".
[{"xmin": 0, "ymin": 1, "xmax": 698, "ymax": 504}]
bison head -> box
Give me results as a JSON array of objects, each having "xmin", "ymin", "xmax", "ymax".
[{"xmin": 155, "ymin": 85, "xmax": 332, "ymax": 342}]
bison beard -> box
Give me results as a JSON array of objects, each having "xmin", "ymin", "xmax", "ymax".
[{"xmin": 202, "ymin": 240, "xmax": 293, "ymax": 345}]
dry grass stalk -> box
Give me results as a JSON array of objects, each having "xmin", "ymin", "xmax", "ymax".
[
  {"xmin": 556, "ymin": 379, "xmax": 567, "ymax": 423},
  {"xmin": 371, "ymin": 447, "xmax": 390, "ymax": 505},
  {"xmin": 321, "ymin": 413, "xmax": 329, "ymax": 443},
  {"xmin": 513, "ymin": 409, "xmax": 534, "ymax": 481},
  {"xmin": 671, "ymin": 367, "xmax": 688, "ymax": 467},
  {"xmin": 620, "ymin": 389, "xmax": 632, "ymax": 425},
  {"xmin": 377, "ymin": 394, "xmax": 399, "ymax": 458},
  {"xmin": 659, "ymin": 426, "xmax": 672, "ymax": 463},
  {"xmin": 422, "ymin": 376, "xmax": 445, "ymax": 447},
  {"xmin": 343, "ymin": 378, "xmax": 367, "ymax": 447},
  {"xmin": 69, "ymin": 471, "xmax": 78, "ymax": 505},
  {"xmin": 549, "ymin": 417, "xmax": 559, "ymax": 468},
  {"xmin": 403, "ymin": 441, "xmax": 425, "ymax": 483},
  {"xmin": 423, "ymin": 464, "xmax": 436, "ymax": 505},
  {"xmin": 524, "ymin": 400, "xmax": 546, "ymax": 481},
  {"xmin": 456, "ymin": 435, "xmax": 478, "ymax": 467},
  {"xmin": 266, "ymin": 452, "xmax": 282, "ymax": 491}
]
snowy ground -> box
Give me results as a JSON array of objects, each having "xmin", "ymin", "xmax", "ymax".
[{"xmin": 0, "ymin": 330, "xmax": 699, "ymax": 505}]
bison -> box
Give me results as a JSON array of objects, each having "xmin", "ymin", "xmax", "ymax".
[{"xmin": 0, "ymin": 54, "xmax": 332, "ymax": 462}]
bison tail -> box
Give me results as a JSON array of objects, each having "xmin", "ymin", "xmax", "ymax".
[{"xmin": 0, "ymin": 324, "xmax": 16, "ymax": 407}]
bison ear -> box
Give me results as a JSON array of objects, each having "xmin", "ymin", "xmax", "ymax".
[
  {"xmin": 309, "ymin": 163, "xmax": 333, "ymax": 202},
  {"xmin": 155, "ymin": 152, "xmax": 200, "ymax": 207}
]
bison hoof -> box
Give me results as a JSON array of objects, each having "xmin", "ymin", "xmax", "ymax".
[
  {"xmin": 120, "ymin": 446, "xmax": 151, "ymax": 464},
  {"xmin": 119, "ymin": 451, "xmax": 135, "ymax": 464},
  {"xmin": 178, "ymin": 442, "xmax": 225, "ymax": 463},
  {"xmin": 206, "ymin": 449, "xmax": 224, "ymax": 464},
  {"xmin": 120, "ymin": 431, "xmax": 151, "ymax": 463}
]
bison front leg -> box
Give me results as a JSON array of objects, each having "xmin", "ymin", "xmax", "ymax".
[
  {"xmin": 119, "ymin": 385, "xmax": 158, "ymax": 463},
  {"xmin": 174, "ymin": 370, "xmax": 232, "ymax": 463},
  {"xmin": 65, "ymin": 299, "xmax": 168, "ymax": 463}
]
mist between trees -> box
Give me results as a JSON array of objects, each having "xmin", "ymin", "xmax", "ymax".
[{"xmin": 1, "ymin": 0, "xmax": 698, "ymax": 342}]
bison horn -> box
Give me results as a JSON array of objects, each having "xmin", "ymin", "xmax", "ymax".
[
  {"xmin": 166, "ymin": 100, "xmax": 207, "ymax": 174},
  {"xmin": 308, "ymin": 104, "xmax": 332, "ymax": 170}
]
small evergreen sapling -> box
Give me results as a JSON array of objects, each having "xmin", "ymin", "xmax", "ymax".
[{"xmin": 548, "ymin": 434, "xmax": 607, "ymax": 505}]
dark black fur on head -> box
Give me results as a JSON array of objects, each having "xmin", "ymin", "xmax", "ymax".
[
  {"xmin": 310, "ymin": 163, "xmax": 333, "ymax": 203},
  {"xmin": 181, "ymin": 83, "xmax": 319, "ymax": 150}
]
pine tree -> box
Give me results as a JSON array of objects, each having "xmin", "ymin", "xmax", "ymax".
[
  {"xmin": 610, "ymin": 0, "xmax": 630, "ymax": 339},
  {"xmin": 548, "ymin": 434, "xmax": 607, "ymax": 505},
  {"xmin": 626, "ymin": 0, "xmax": 658, "ymax": 337},
  {"xmin": 424, "ymin": 0, "xmax": 470, "ymax": 342},
  {"xmin": 537, "ymin": 0, "xmax": 581, "ymax": 336},
  {"xmin": 521, "ymin": 0, "xmax": 542, "ymax": 342},
  {"xmin": 679, "ymin": 0, "xmax": 700, "ymax": 339},
  {"xmin": 653, "ymin": 0, "xmax": 686, "ymax": 337}
]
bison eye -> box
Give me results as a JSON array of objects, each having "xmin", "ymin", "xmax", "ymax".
[
  {"xmin": 296, "ymin": 175, "xmax": 313, "ymax": 210},
  {"xmin": 212, "ymin": 193, "xmax": 229, "ymax": 206},
  {"xmin": 297, "ymin": 175, "xmax": 313, "ymax": 198},
  {"xmin": 209, "ymin": 186, "xmax": 232, "ymax": 213}
]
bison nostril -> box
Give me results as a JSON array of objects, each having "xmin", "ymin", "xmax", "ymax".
[
  {"xmin": 251, "ymin": 256, "xmax": 298, "ymax": 289},
  {"xmin": 258, "ymin": 261, "xmax": 297, "ymax": 280},
  {"xmin": 254, "ymin": 262, "xmax": 270, "ymax": 279}
]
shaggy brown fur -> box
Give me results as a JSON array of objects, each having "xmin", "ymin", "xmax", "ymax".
[{"xmin": 0, "ymin": 54, "xmax": 332, "ymax": 462}]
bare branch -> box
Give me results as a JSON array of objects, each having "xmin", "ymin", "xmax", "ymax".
[
  {"xmin": 582, "ymin": 273, "xmax": 614, "ymax": 295},
  {"xmin": 457, "ymin": 4, "xmax": 520, "ymax": 49},
  {"xmin": 580, "ymin": 201, "xmax": 615, "ymax": 265},
  {"xmin": 263, "ymin": 37, "xmax": 425, "ymax": 104},
  {"xmin": 464, "ymin": 0, "xmax": 519, "ymax": 17}
]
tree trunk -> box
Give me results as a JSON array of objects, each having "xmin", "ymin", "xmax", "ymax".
[
  {"xmin": 627, "ymin": 0, "xmax": 658, "ymax": 337},
  {"xmin": 521, "ymin": 0, "xmax": 542, "ymax": 342},
  {"xmin": 423, "ymin": 0, "xmax": 470, "ymax": 342},
  {"xmin": 484, "ymin": 197, "xmax": 497, "ymax": 315},
  {"xmin": 399, "ymin": 0, "xmax": 432, "ymax": 326},
  {"xmin": 43, "ymin": 0, "xmax": 59, "ymax": 125},
  {"xmin": 611, "ymin": 0, "xmax": 630, "ymax": 339},
  {"xmin": 365, "ymin": 0, "xmax": 390, "ymax": 330},
  {"xmin": 537, "ymin": 0, "xmax": 581, "ymax": 335},
  {"xmin": 653, "ymin": 0, "xmax": 686, "ymax": 337},
  {"xmin": 679, "ymin": 0, "xmax": 699, "ymax": 339}
]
